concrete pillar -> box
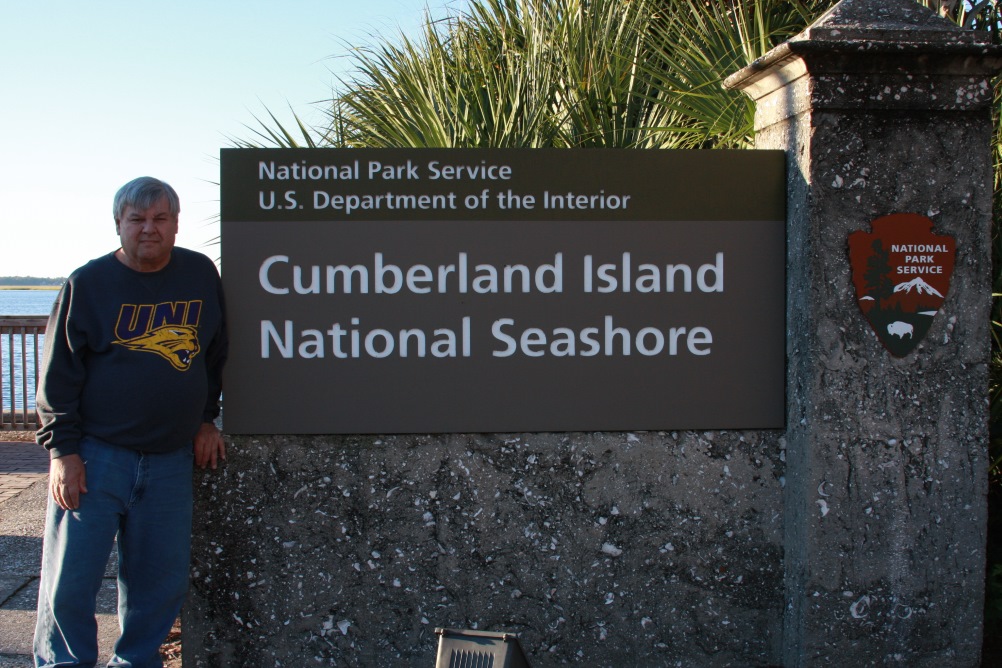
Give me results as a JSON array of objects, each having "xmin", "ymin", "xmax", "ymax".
[{"xmin": 725, "ymin": 0, "xmax": 1002, "ymax": 665}]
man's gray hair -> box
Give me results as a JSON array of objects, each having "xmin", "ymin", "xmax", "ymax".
[{"xmin": 113, "ymin": 177, "xmax": 180, "ymax": 222}]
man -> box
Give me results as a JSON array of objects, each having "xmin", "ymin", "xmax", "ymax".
[{"xmin": 33, "ymin": 177, "xmax": 228, "ymax": 668}]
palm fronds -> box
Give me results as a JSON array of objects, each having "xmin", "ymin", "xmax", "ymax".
[{"xmin": 289, "ymin": 0, "xmax": 830, "ymax": 150}]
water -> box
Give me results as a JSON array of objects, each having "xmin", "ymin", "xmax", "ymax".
[
  {"xmin": 1, "ymin": 289, "xmax": 58, "ymax": 414},
  {"xmin": 0, "ymin": 289, "xmax": 59, "ymax": 316}
]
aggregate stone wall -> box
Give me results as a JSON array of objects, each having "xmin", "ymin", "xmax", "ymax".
[{"xmin": 184, "ymin": 430, "xmax": 786, "ymax": 666}]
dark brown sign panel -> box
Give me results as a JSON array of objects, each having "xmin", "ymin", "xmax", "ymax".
[{"xmin": 220, "ymin": 148, "xmax": 786, "ymax": 434}]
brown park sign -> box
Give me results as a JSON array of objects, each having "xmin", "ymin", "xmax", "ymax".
[
  {"xmin": 848, "ymin": 213, "xmax": 956, "ymax": 357},
  {"xmin": 220, "ymin": 148, "xmax": 786, "ymax": 434}
]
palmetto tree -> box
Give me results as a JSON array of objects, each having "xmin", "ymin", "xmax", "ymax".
[
  {"xmin": 340, "ymin": 0, "xmax": 830, "ymax": 149},
  {"xmin": 240, "ymin": 0, "xmax": 831, "ymax": 150}
]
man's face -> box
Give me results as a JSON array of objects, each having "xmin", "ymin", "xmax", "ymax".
[{"xmin": 115, "ymin": 197, "xmax": 178, "ymax": 272}]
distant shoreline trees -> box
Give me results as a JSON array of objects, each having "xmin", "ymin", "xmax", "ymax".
[{"xmin": 0, "ymin": 276, "xmax": 65, "ymax": 286}]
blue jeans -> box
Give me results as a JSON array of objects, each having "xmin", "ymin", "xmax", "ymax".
[{"xmin": 34, "ymin": 437, "xmax": 193, "ymax": 668}]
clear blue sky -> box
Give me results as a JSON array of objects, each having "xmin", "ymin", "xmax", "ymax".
[{"xmin": 0, "ymin": 0, "xmax": 455, "ymax": 278}]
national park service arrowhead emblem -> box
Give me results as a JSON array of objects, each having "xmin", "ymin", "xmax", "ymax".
[{"xmin": 848, "ymin": 213, "xmax": 955, "ymax": 357}]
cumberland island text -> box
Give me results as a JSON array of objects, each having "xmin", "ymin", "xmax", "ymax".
[{"xmin": 258, "ymin": 250, "xmax": 724, "ymax": 360}]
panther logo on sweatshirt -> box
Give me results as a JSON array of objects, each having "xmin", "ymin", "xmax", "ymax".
[{"xmin": 113, "ymin": 301, "xmax": 202, "ymax": 371}]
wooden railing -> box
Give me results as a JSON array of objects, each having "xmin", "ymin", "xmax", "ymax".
[{"xmin": 1, "ymin": 316, "xmax": 47, "ymax": 430}]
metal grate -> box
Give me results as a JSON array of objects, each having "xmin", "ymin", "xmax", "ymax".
[
  {"xmin": 447, "ymin": 649, "xmax": 495, "ymax": 668},
  {"xmin": 434, "ymin": 628, "xmax": 531, "ymax": 668}
]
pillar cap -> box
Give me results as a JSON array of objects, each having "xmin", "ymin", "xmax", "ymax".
[
  {"xmin": 795, "ymin": 0, "xmax": 984, "ymax": 45},
  {"xmin": 724, "ymin": 0, "xmax": 1002, "ymax": 96}
]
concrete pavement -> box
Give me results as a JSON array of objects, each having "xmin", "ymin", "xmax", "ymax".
[
  {"xmin": 0, "ymin": 441, "xmax": 119, "ymax": 667},
  {"xmin": 0, "ymin": 442, "xmax": 47, "ymax": 505}
]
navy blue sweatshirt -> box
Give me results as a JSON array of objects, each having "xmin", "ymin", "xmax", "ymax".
[{"xmin": 36, "ymin": 248, "xmax": 227, "ymax": 458}]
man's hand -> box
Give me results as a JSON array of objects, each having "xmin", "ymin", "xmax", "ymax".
[
  {"xmin": 50, "ymin": 454, "xmax": 87, "ymax": 510},
  {"xmin": 194, "ymin": 422, "xmax": 226, "ymax": 470}
]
